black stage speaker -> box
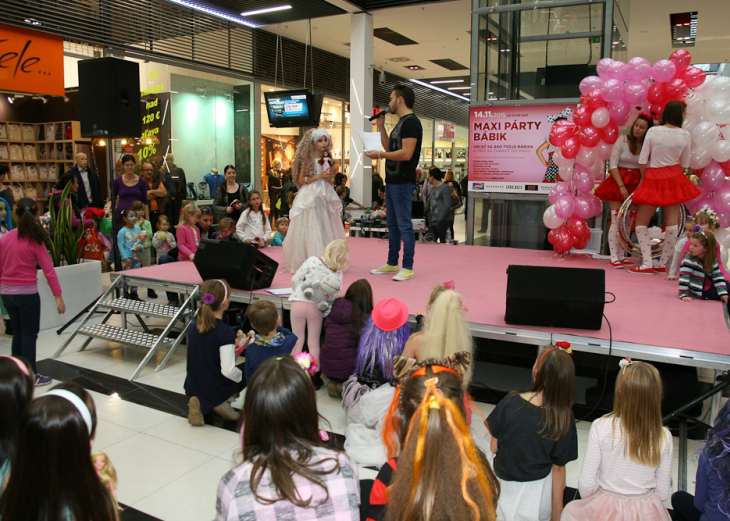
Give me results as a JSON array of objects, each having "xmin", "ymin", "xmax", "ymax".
[
  {"xmin": 78, "ymin": 58, "xmax": 141, "ymax": 138},
  {"xmin": 505, "ymin": 265, "xmax": 605, "ymax": 330},
  {"xmin": 193, "ymin": 240, "xmax": 278, "ymax": 291}
]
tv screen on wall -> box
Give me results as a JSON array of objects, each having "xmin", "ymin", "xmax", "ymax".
[{"xmin": 264, "ymin": 89, "xmax": 322, "ymax": 128}]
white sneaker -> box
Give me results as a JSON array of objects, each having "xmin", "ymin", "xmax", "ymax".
[
  {"xmin": 370, "ymin": 264, "xmax": 399, "ymax": 275},
  {"xmin": 393, "ymin": 268, "xmax": 414, "ymax": 281}
]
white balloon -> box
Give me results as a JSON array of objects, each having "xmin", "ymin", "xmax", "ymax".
[
  {"xmin": 695, "ymin": 76, "xmax": 716, "ymax": 93},
  {"xmin": 689, "ymin": 147, "xmax": 713, "ymax": 170},
  {"xmin": 711, "ymin": 77, "xmax": 730, "ymax": 100},
  {"xmin": 711, "ymin": 140, "xmax": 730, "ymax": 163},
  {"xmin": 543, "ymin": 205, "xmax": 564, "ymax": 229},
  {"xmin": 552, "ymin": 149, "xmax": 573, "ymax": 168},
  {"xmin": 559, "ymin": 165, "xmax": 574, "ymax": 181},
  {"xmin": 715, "ymin": 229, "xmax": 730, "ymax": 253},
  {"xmin": 685, "ymin": 92, "xmax": 705, "ymax": 114},
  {"xmin": 576, "ymin": 147, "xmax": 597, "ymax": 167},
  {"xmin": 591, "ymin": 107, "xmax": 611, "ymax": 128},
  {"xmin": 707, "ymin": 99, "xmax": 730, "ymax": 125},
  {"xmin": 588, "ymin": 160, "xmax": 605, "ymax": 179},
  {"xmin": 692, "ymin": 121, "xmax": 721, "ymax": 149},
  {"xmin": 722, "ymin": 126, "xmax": 730, "ymax": 141},
  {"xmin": 595, "ymin": 141, "xmax": 613, "ymax": 160}
]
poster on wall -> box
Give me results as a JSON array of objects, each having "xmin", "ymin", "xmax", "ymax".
[{"xmin": 468, "ymin": 104, "xmax": 578, "ymax": 193}]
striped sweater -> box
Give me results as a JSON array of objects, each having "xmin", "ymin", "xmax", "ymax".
[{"xmin": 678, "ymin": 255, "xmax": 728, "ymax": 299}]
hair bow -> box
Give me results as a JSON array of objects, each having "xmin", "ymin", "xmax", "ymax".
[
  {"xmin": 546, "ymin": 107, "xmax": 574, "ymax": 123},
  {"xmin": 619, "ymin": 357, "xmax": 633, "ymax": 373},
  {"xmin": 443, "ymin": 281, "xmax": 456, "ymax": 290}
]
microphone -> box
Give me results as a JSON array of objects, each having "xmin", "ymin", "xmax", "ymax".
[{"xmin": 369, "ymin": 107, "xmax": 391, "ymax": 121}]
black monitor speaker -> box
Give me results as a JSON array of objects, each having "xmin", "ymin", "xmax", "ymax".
[
  {"xmin": 78, "ymin": 57, "xmax": 141, "ymax": 138},
  {"xmin": 193, "ymin": 240, "xmax": 278, "ymax": 291},
  {"xmin": 505, "ymin": 265, "xmax": 605, "ymax": 330}
]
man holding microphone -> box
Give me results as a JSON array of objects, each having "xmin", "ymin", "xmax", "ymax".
[{"xmin": 365, "ymin": 84, "xmax": 423, "ymax": 281}]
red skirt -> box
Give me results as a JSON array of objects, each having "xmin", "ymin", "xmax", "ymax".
[
  {"xmin": 595, "ymin": 168, "xmax": 641, "ymax": 202},
  {"xmin": 632, "ymin": 165, "xmax": 701, "ymax": 207}
]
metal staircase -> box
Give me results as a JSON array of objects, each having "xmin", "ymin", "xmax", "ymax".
[{"xmin": 53, "ymin": 276, "xmax": 199, "ymax": 381}]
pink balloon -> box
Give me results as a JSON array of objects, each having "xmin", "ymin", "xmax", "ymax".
[
  {"xmin": 573, "ymin": 106, "xmax": 593, "ymax": 127},
  {"xmin": 552, "ymin": 149, "xmax": 573, "ymax": 168},
  {"xmin": 627, "ymin": 57, "xmax": 652, "ymax": 81},
  {"xmin": 667, "ymin": 78, "xmax": 689, "ymax": 101},
  {"xmin": 591, "ymin": 107, "xmax": 611, "ymax": 128},
  {"xmin": 580, "ymin": 76, "xmax": 604, "ymax": 95},
  {"xmin": 554, "ymin": 195, "xmax": 576, "ymax": 219},
  {"xmin": 595, "ymin": 141, "xmax": 613, "ymax": 160},
  {"xmin": 586, "ymin": 88, "xmax": 606, "ymax": 109},
  {"xmin": 573, "ymin": 194, "xmax": 594, "ymax": 219},
  {"xmin": 600, "ymin": 79, "xmax": 625, "ymax": 103},
  {"xmin": 601, "ymin": 122, "xmax": 620, "ymax": 145},
  {"xmin": 543, "ymin": 205, "xmax": 565, "ymax": 229},
  {"xmin": 717, "ymin": 210, "xmax": 730, "ymax": 229},
  {"xmin": 648, "ymin": 82, "xmax": 667, "ymax": 104},
  {"xmin": 624, "ymin": 81, "xmax": 648, "ymax": 105},
  {"xmin": 608, "ymin": 99, "xmax": 630, "ymax": 123},
  {"xmin": 578, "ymin": 126, "xmax": 601, "ymax": 148},
  {"xmin": 576, "ymin": 146, "xmax": 597, "ymax": 167},
  {"xmin": 702, "ymin": 161, "xmax": 726, "ymax": 189},
  {"xmin": 558, "ymin": 165, "xmax": 574, "ymax": 181},
  {"xmin": 714, "ymin": 187, "xmax": 730, "ymax": 214},
  {"xmin": 669, "ymin": 49, "xmax": 692, "ymax": 72},
  {"xmin": 607, "ymin": 61, "xmax": 629, "ymax": 81},
  {"xmin": 687, "ymin": 193, "xmax": 713, "ymax": 215},
  {"xmin": 652, "ymin": 60, "xmax": 677, "ymax": 82},
  {"xmin": 548, "ymin": 181, "xmax": 571, "ymax": 205},
  {"xmin": 591, "ymin": 194, "xmax": 603, "ymax": 216},
  {"xmin": 681, "ymin": 67, "xmax": 706, "ymax": 89},
  {"xmin": 588, "ymin": 159, "xmax": 606, "ymax": 179},
  {"xmin": 561, "ymin": 137, "xmax": 580, "ymax": 159},
  {"xmin": 573, "ymin": 167, "xmax": 593, "ymax": 194},
  {"xmin": 596, "ymin": 58, "xmax": 614, "ymax": 79}
]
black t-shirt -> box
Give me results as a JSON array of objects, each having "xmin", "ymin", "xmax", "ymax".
[
  {"xmin": 486, "ymin": 393, "xmax": 578, "ymax": 482},
  {"xmin": 385, "ymin": 113, "xmax": 422, "ymax": 185}
]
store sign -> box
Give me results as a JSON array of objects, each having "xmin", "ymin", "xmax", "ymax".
[
  {"xmin": 0, "ymin": 24, "xmax": 64, "ymax": 96},
  {"xmin": 436, "ymin": 120, "xmax": 455, "ymax": 143},
  {"xmin": 468, "ymin": 104, "xmax": 577, "ymax": 193}
]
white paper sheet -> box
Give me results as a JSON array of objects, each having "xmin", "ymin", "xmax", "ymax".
[
  {"xmin": 358, "ymin": 130, "xmax": 382, "ymax": 152},
  {"xmin": 265, "ymin": 288, "xmax": 292, "ymax": 296}
]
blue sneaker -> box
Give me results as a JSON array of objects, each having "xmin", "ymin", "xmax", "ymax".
[{"xmin": 35, "ymin": 374, "xmax": 52, "ymax": 386}]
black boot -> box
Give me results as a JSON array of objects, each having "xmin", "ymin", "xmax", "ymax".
[
  {"xmin": 311, "ymin": 371, "xmax": 323, "ymax": 391},
  {"xmin": 3, "ymin": 319, "xmax": 12, "ymax": 336},
  {"xmin": 147, "ymin": 288, "xmax": 158, "ymax": 299}
]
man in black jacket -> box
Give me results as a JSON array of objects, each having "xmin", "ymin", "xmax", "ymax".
[{"xmin": 70, "ymin": 153, "xmax": 103, "ymax": 209}]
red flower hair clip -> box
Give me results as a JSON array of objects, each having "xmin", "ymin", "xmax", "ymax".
[{"xmin": 555, "ymin": 341, "xmax": 573, "ymax": 355}]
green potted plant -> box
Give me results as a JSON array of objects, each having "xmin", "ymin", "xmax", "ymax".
[{"xmin": 45, "ymin": 180, "xmax": 86, "ymax": 266}]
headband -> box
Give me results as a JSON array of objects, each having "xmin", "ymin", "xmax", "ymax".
[
  {"xmin": 44, "ymin": 390, "xmax": 93, "ymax": 436},
  {"xmin": 539, "ymin": 343, "xmax": 573, "ymax": 368},
  {"xmin": 311, "ymin": 128, "xmax": 330, "ymax": 145},
  {"xmin": 0, "ymin": 355, "xmax": 30, "ymax": 377},
  {"xmin": 693, "ymin": 225, "xmax": 708, "ymax": 239},
  {"xmin": 202, "ymin": 280, "xmax": 228, "ymax": 306}
]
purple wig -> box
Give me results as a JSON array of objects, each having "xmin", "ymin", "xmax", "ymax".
[
  {"xmin": 354, "ymin": 317, "xmax": 410, "ymax": 380},
  {"xmin": 704, "ymin": 399, "xmax": 730, "ymax": 516}
]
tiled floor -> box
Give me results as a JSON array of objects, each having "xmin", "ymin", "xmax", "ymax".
[{"xmin": 4, "ymin": 271, "xmax": 705, "ymax": 521}]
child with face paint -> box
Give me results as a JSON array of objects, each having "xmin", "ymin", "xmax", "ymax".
[{"xmin": 117, "ymin": 207, "xmax": 143, "ymax": 300}]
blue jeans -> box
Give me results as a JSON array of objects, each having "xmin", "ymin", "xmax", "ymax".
[
  {"xmin": 159, "ymin": 255, "xmax": 179, "ymax": 301},
  {"xmin": 3, "ymin": 293, "xmax": 41, "ymax": 374},
  {"xmin": 427, "ymin": 220, "xmax": 449, "ymax": 243},
  {"xmin": 385, "ymin": 183, "xmax": 415, "ymax": 270}
]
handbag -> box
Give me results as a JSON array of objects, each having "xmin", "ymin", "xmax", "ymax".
[{"xmin": 78, "ymin": 227, "xmax": 104, "ymax": 261}]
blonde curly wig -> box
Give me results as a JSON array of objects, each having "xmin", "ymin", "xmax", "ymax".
[{"xmin": 290, "ymin": 128, "xmax": 333, "ymax": 188}]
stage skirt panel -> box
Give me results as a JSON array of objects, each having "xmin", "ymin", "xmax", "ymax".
[{"xmin": 632, "ymin": 165, "xmax": 701, "ymax": 207}]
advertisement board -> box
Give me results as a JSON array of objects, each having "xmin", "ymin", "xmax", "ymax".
[
  {"xmin": 0, "ymin": 24, "xmax": 64, "ymax": 97},
  {"xmin": 468, "ymin": 104, "xmax": 578, "ymax": 193}
]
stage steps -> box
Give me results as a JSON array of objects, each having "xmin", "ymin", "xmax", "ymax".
[{"xmin": 53, "ymin": 276, "xmax": 199, "ymax": 381}]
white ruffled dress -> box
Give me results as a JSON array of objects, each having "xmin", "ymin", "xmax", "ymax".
[{"xmin": 283, "ymin": 162, "xmax": 346, "ymax": 273}]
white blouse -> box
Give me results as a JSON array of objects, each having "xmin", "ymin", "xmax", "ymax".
[
  {"xmin": 235, "ymin": 209, "xmax": 272, "ymax": 242},
  {"xmin": 638, "ymin": 126, "xmax": 691, "ymax": 169},
  {"xmin": 609, "ymin": 136, "xmax": 642, "ymax": 170}
]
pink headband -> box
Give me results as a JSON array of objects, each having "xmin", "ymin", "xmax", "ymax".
[
  {"xmin": 0, "ymin": 355, "xmax": 30, "ymax": 377},
  {"xmin": 216, "ymin": 280, "xmax": 228, "ymax": 302}
]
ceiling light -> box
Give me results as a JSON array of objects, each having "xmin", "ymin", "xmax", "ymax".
[
  {"xmin": 163, "ymin": 0, "xmax": 259, "ymax": 27},
  {"xmin": 121, "ymin": 139, "xmax": 128, "ymax": 145},
  {"xmin": 410, "ymin": 79, "xmax": 469, "ymax": 102},
  {"xmin": 448, "ymin": 87, "xmax": 471, "ymax": 90},
  {"xmin": 236, "ymin": 109, "xmax": 249, "ymax": 112},
  {"xmin": 430, "ymin": 79, "xmax": 464, "ymax": 84},
  {"xmin": 269, "ymin": 88, "xmax": 275, "ymax": 91},
  {"xmin": 32, "ymin": 96, "xmax": 48, "ymax": 104},
  {"xmin": 388, "ymin": 57, "xmax": 412, "ymax": 63},
  {"xmin": 146, "ymin": 138, "xmax": 152, "ymax": 144},
  {"xmin": 6, "ymin": 96, "xmax": 13, "ymax": 104},
  {"xmin": 240, "ymin": 5, "xmax": 292, "ymax": 16},
  {"xmin": 406, "ymin": 65, "xmax": 424, "ymax": 70},
  {"xmin": 98, "ymin": 140, "xmax": 106, "ymax": 146}
]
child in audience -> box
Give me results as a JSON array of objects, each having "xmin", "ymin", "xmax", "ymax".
[
  {"xmin": 366, "ymin": 359, "xmax": 499, "ymax": 521},
  {"xmin": 271, "ymin": 217, "xmax": 289, "ymax": 246},
  {"xmin": 130, "ymin": 200, "xmax": 152, "ymax": 267},
  {"xmin": 562, "ymin": 359, "xmax": 672, "ymax": 521},
  {"xmin": 176, "ymin": 203, "xmax": 201, "ymax": 261},
  {"xmin": 214, "ymin": 356, "xmax": 360, "ymax": 521},
  {"xmin": 402, "ymin": 283, "xmax": 474, "ymax": 385},
  {"xmin": 117, "ymin": 207, "xmax": 143, "ymax": 300},
  {"xmin": 290, "ymin": 239, "xmax": 349, "ymax": 365},
  {"xmin": 236, "ymin": 190, "xmax": 271, "ymax": 247},
  {"xmin": 0, "ymin": 199, "xmax": 65, "ymax": 385},
  {"xmin": 185, "ymin": 279, "xmax": 245, "ymax": 425},
  {"xmin": 336, "ymin": 186, "xmax": 348, "ymax": 222},
  {"xmin": 0, "ymin": 383, "xmax": 117, "ymax": 521},
  {"xmin": 0, "ymin": 355, "xmax": 33, "ymax": 495},
  {"xmin": 678, "ymin": 230, "xmax": 729, "ymax": 303},
  {"xmin": 667, "ymin": 217, "xmax": 696, "ymax": 280},
  {"xmin": 244, "ymin": 300, "xmax": 297, "ymax": 383},
  {"xmin": 672, "ymin": 398, "xmax": 730, "ymax": 521},
  {"xmin": 152, "ymin": 214, "xmax": 176, "ymax": 263},
  {"xmin": 212, "ymin": 217, "xmax": 239, "ymax": 242},
  {"xmin": 320, "ymin": 279, "xmax": 374, "ymax": 398},
  {"xmin": 487, "ymin": 345, "xmax": 578, "ymax": 521},
  {"xmin": 671, "ymin": 210, "xmax": 728, "ymax": 281}
]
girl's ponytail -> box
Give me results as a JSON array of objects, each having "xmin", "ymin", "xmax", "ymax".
[
  {"xmin": 15, "ymin": 198, "xmax": 46, "ymax": 244},
  {"xmin": 197, "ymin": 279, "xmax": 231, "ymax": 334}
]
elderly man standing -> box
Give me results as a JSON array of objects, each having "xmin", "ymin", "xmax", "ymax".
[{"xmin": 70, "ymin": 152, "xmax": 103, "ymax": 209}]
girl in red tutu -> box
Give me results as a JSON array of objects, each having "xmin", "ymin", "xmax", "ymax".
[
  {"xmin": 629, "ymin": 101, "xmax": 701, "ymax": 275},
  {"xmin": 562, "ymin": 360, "xmax": 673, "ymax": 521},
  {"xmin": 595, "ymin": 115, "xmax": 653, "ymax": 268}
]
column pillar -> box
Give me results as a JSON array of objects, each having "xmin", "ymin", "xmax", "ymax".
[{"xmin": 349, "ymin": 13, "xmax": 374, "ymax": 206}]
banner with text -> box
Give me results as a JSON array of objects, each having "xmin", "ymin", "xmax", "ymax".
[{"xmin": 468, "ymin": 104, "xmax": 578, "ymax": 193}]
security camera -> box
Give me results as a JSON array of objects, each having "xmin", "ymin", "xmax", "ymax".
[{"xmin": 379, "ymin": 71, "xmax": 386, "ymax": 85}]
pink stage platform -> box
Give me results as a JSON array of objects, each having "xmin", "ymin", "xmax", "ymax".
[{"xmin": 118, "ymin": 238, "xmax": 730, "ymax": 369}]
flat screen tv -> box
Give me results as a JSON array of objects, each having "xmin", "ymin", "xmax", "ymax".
[{"xmin": 264, "ymin": 89, "xmax": 323, "ymax": 128}]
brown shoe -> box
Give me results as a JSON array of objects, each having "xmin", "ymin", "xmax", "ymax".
[
  {"xmin": 213, "ymin": 401, "xmax": 241, "ymax": 421},
  {"xmin": 327, "ymin": 382, "xmax": 338, "ymax": 398},
  {"xmin": 188, "ymin": 396, "xmax": 204, "ymax": 426}
]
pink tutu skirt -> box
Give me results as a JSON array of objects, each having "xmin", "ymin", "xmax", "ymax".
[{"xmin": 561, "ymin": 488, "xmax": 671, "ymax": 521}]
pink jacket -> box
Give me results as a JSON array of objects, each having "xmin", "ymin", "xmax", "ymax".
[
  {"xmin": 0, "ymin": 229, "xmax": 62, "ymax": 296},
  {"xmin": 176, "ymin": 224, "xmax": 200, "ymax": 261}
]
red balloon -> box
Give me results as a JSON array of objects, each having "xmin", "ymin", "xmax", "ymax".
[
  {"xmin": 669, "ymin": 49, "xmax": 692, "ymax": 72},
  {"xmin": 548, "ymin": 228, "xmax": 559, "ymax": 245},
  {"xmin": 573, "ymin": 106, "xmax": 593, "ymax": 127},
  {"xmin": 573, "ymin": 233, "xmax": 591, "ymax": 250},
  {"xmin": 648, "ymin": 82, "xmax": 667, "ymax": 104},
  {"xmin": 553, "ymin": 244, "xmax": 565, "ymax": 254},
  {"xmin": 578, "ymin": 126, "xmax": 601, "ymax": 148},
  {"xmin": 667, "ymin": 78, "xmax": 688, "ymax": 100},
  {"xmin": 600, "ymin": 122, "xmax": 620, "ymax": 145},
  {"xmin": 579, "ymin": 95, "xmax": 588, "ymax": 106},
  {"xmin": 561, "ymin": 137, "xmax": 581, "ymax": 159},
  {"xmin": 648, "ymin": 103, "xmax": 664, "ymax": 120},
  {"xmin": 567, "ymin": 216, "xmax": 588, "ymax": 238},
  {"xmin": 557, "ymin": 229, "xmax": 574, "ymax": 251},
  {"xmin": 548, "ymin": 120, "xmax": 579, "ymax": 146},
  {"xmin": 719, "ymin": 159, "xmax": 730, "ymax": 176},
  {"xmin": 586, "ymin": 88, "xmax": 605, "ymax": 109},
  {"xmin": 680, "ymin": 67, "xmax": 706, "ymax": 89}
]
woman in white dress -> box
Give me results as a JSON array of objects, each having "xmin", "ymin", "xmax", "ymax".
[{"xmin": 283, "ymin": 128, "xmax": 346, "ymax": 273}]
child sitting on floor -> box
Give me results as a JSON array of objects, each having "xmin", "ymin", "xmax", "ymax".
[
  {"xmin": 211, "ymin": 217, "xmax": 239, "ymax": 242},
  {"xmin": 670, "ymin": 210, "xmax": 728, "ymax": 281},
  {"xmin": 185, "ymin": 279, "xmax": 246, "ymax": 425},
  {"xmin": 271, "ymin": 217, "xmax": 289, "ymax": 246},
  {"xmin": 678, "ymin": 229, "xmax": 729, "ymax": 304},
  {"xmin": 243, "ymin": 300, "xmax": 297, "ymax": 383}
]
